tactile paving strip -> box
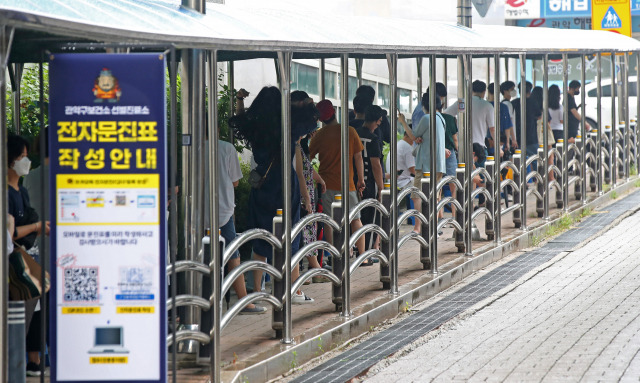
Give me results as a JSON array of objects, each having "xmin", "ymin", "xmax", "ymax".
[{"xmin": 292, "ymin": 190, "xmax": 640, "ymax": 383}]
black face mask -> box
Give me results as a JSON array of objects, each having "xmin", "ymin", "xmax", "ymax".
[{"xmin": 574, "ymin": 90, "xmax": 580, "ymax": 96}]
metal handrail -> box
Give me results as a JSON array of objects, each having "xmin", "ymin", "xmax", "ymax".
[
  {"xmin": 166, "ymin": 295, "xmax": 210, "ymax": 311},
  {"xmin": 289, "ymin": 268, "xmax": 341, "ymax": 299},
  {"xmin": 437, "ymin": 217, "xmax": 462, "ymax": 232},
  {"xmin": 437, "ymin": 196, "xmax": 462, "ymax": 213},
  {"xmin": 291, "ymin": 213, "xmax": 340, "ymax": 241},
  {"xmin": 471, "ymin": 167, "xmax": 493, "ymax": 183},
  {"xmin": 222, "ymin": 228, "xmax": 282, "ymax": 267},
  {"xmin": 568, "ymin": 175, "xmax": 581, "ymax": 186},
  {"xmin": 568, "ymin": 159, "xmax": 581, "ymax": 172},
  {"xmin": 567, "ymin": 143, "xmax": 579, "ymax": 155},
  {"xmin": 549, "ymin": 180, "xmax": 561, "ymax": 191},
  {"xmin": 585, "ymin": 152, "xmax": 596, "ymax": 163},
  {"xmin": 221, "ymin": 261, "xmax": 283, "ymax": 298},
  {"xmin": 500, "ymin": 161, "xmax": 520, "ymax": 175},
  {"xmin": 397, "ymin": 209, "xmax": 428, "ymax": 227},
  {"xmin": 472, "ymin": 207, "xmax": 493, "ymax": 221},
  {"xmin": 586, "ymin": 167, "xmax": 596, "ymax": 177},
  {"xmin": 500, "ymin": 178, "xmax": 520, "ymax": 193},
  {"xmin": 526, "ymin": 171, "xmax": 543, "ymax": 184},
  {"xmin": 397, "ymin": 186, "xmax": 427, "ymax": 204},
  {"xmin": 166, "ymin": 260, "xmax": 209, "ymax": 276},
  {"xmin": 397, "ymin": 231, "xmax": 428, "ymax": 250},
  {"xmin": 437, "ymin": 175, "xmax": 462, "ymax": 192},
  {"xmin": 527, "ymin": 188, "xmax": 542, "ymax": 201},
  {"xmin": 526, "ymin": 154, "xmax": 540, "ymax": 167},
  {"xmin": 501, "ymin": 203, "xmax": 521, "ymax": 216},
  {"xmin": 548, "ymin": 148, "xmax": 560, "ymax": 158},
  {"xmin": 289, "ymin": 241, "xmax": 341, "ymax": 273},
  {"xmin": 471, "ymin": 187, "xmax": 493, "ymax": 202},
  {"xmin": 549, "ymin": 165, "xmax": 562, "ymax": 178},
  {"xmin": 348, "ymin": 224, "xmax": 389, "ymax": 250},
  {"xmin": 221, "ymin": 292, "xmax": 283, "ymax": 331},
  {"xmin": 346, "ymin": 198, "xmax": 390, "ymax": 225},
  {"xmin": 349, "ymin": 249, "xmax": 389, "ymax": 275},
  {"xmin": 166, "ymin": 330, "xmax": 210, "ymax": 347}
]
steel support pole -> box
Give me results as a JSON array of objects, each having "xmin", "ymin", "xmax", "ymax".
[
  {"xmin": 228, "ymin": 61, "xmax": 235, "ymax": 143},
  {"xmin": 464, "ymin": 54, "xmax": 473, "ymax": 256},
  {"xmin": 277, "ymin": 51, "xmax": 294, "ymax": 341},
  {"xmin": 611, "ymin": 52, "xmax": 617, "ymax": 186},
  {"xmin": 168, "ymin": 47, "xmax": 179, "ymax": 383},
  {"xmin": 597, "ymin": 53, "xmax": 603, "ymax": 195},
  {"xmin": 206, "ymin": 50, "xmax": 221, "ymax": 383},
  {"xmin": 443, "ymin": 58, "xmax": 448, "ymax": 108},
  {"xmin": 543, "ymin": 54, "xmax": 550, "ymax": 219},
  {"xmin": 562, "ymin": 53, "xmax": 570, "ymax": 211},
  {"xmin": 0, "ymin": 26, "xmax": 12, "ymax": 383},
  {"xmin": 37, "ymin": 58, "xmax": 47, "ymax": 381},
  {"xmin": 387, "ymin": 53, "xmax": 399, "ymax": 291},
  {"xmin": 320, "ymin": 59, "xmax": 326, "ymax": 100},
  {"xmin": 429, "ymin": 55, "xmax": 438, "ymax": 273},
  {"xmin": 519, "ymin": 54, "xmax": 528, "ymax": 228},
  {"xmin": 580, "ymin": 54, "xmax": 587, "ymax": 202},
  {"xmin": 340, "ymin": 54, "xmax": 352, "ymax": 314},
  {"xmin": 637, "ymin": 52, "xmax": 640, "ymax": 172},
  {"xmin": 486, "ymin": 57, "xmax": 491, "ymax": 89},
  {"xmin": 416, "ymin": 57, "xmax": 423, "ymax": 106},
  {"xmin": 624, "ymin": 52, "xmax": 630, "ymax": 181},
  {"xmin": 457, "ymin": 0, "xmax": 472, "ymax": 27},
  {"xmin": 356, "ymin": 58, "xmax": 363, "ymax": 88},
  {"xmin": 493, "ymin": 54, "xmax": 502, "ymax": 243}
]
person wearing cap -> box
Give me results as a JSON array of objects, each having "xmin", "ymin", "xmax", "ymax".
[{"xmin": 310, "ymin": 99, "xmax": 367, "ymax": 257}]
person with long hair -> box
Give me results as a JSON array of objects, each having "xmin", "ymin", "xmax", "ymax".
[
  {"xmin": 548, "ymin": 84, "xmax": 564, "ymax": 145},
  {"xmin": 230, "ymin": 86, "xmax": 319, "ymax": 304}
]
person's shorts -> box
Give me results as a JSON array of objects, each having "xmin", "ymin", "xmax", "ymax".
[
  {"xmin": 446, "ymin": 150, "xmax": 458, "ymax": 177},
  {"xmin": 220, "ymin": 216, "xmax": 239, "ymax": 260},
  {"xmin": 322, "ymin": 189, "xmax": 361, "ymax": 220},
  {"xmin": 412, "ymin": 170, "xmax": 443, "ymax": 199}
]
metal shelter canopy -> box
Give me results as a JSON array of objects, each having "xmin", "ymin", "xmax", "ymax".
[{"xmin": 3, "ymin": 0, "xmax": 640, "ymax": 63}]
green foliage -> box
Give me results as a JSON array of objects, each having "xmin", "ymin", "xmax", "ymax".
[
  {"xmin": 6, "ymin": 64, "xmax": 49, "ymax": 165},
  {"xmin": 635, "ymin": 179, "xmax": 640, "ymax": 188},
  {"xmin": 216, "ymin": 70, "xmax": 246, "ymax": 153},
  {"xmin": 631, "ymin": 164, "xmax": 637, "ymax": 176},
  {"xmin": 603, "ymin": 183, "xmax": 611, "ymax": 193},
  {"xmin": 611, "ymin": 190, "xmax": 618, "ymax": 199}
]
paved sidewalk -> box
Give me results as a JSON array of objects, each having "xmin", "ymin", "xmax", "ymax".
[{"xmin": 364, "ymin": 207, "xmax": 640, "ymax": 382}]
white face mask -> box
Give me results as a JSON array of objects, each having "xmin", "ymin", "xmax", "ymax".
[
  {"xmin": 12, "ymin": 156, "xmax": 31, "ymax": 177},
  {"xmin": 509, "ymin": 89, "xmax": 518, "ymax": 98}
]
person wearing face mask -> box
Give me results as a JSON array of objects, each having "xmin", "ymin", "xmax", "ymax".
[
  {"xmin": 7, "ymin": 134, "xmax": 50, "ymax": 376},
  {"xmin": 499, "ymin": 81, "xmax": 519, "ymax": 152}
]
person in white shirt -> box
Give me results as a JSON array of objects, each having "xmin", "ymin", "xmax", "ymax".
[
  {"xmin": 388, "ymin": 115, "xmax": 416, "ymax": 189},
  {"xmin": 548, "ymin": 84, "xmax": 564, "ymax": 144}
]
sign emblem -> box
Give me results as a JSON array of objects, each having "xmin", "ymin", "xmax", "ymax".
[{"xmin": 602, "ymin": 6, "xmax": 622, "ymax": 28}]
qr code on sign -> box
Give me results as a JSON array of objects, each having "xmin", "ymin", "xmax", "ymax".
[{"xmin": 64, "ymin": 267, "xmax": 99, "ymax": 302}]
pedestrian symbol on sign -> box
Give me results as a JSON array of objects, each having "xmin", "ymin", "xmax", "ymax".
[{"xmin": 602, "ymin": 6, "xmax": 621, "ymax": 29}]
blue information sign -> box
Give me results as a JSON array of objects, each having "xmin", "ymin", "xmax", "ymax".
[{"xmin": 49, "ymin": 53, "xmax": 167, "ymax": 383}]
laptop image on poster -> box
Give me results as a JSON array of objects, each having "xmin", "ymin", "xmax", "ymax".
[{"xmin": 88, "ymin": 327, "xmax": 129, "ymax": 354}]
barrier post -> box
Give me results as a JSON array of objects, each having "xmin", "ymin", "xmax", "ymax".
[
  {"xmin": 597, "ymin": 53, "xmax": 603, "ymax": 195},
  {"xmin": 420, "ymin": 173, "xmax": 431, "ymax": 269},
  {"xmin": 604, "ymin": 129, "xmax": 612, "ymax": 185},
  {"xmin": 512, "ymin": 150, "xmax": 522, "ymax": 227},
  {"xmin": 589, "ymin": 130, "xmax": 598, "ymax": 192},
  {"xmin": 536, "ymin": 146, "xmax": 544, "ymax": 217},
  {"xmin": 556, "ymin": 140, "xmax": 564, "ymax": 208},
  {"xmin": 455, "ymin": 164, "xmax": 466, "ymax": 253},
  {"xmin": 331, "ymin": 196, "xmax": 346, "ymax": 310},
  {"xmin": 485, "ymin": 157, "xmax": 496, "ymax": 240},
  {"xmin": 271, "ymin": 211, "xmax": 284, "ymax": 337},
  {"xmin": 575, "ymin": 135, "xmax": 583, "ymax": 200},
  {"xmin": 380, "ymin": 185, "xmax": 391, "ymax": 289}
]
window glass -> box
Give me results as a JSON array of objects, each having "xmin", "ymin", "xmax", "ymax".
[
  {"xmin": 324, "ymin": 70, "xmax": 337, "ymax": 99},
  {"xmin": 398, "ymin": 88, "xmax": 412, "ymax": 114},
  {"xmin": 378, "ymin": 83, "xmax": 390, "ymax": 109},
  {"xmin": 290, "ymin": 63, "xmax": 319, "ymax": 96}
]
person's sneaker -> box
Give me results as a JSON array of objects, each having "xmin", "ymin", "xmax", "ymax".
[
  {"xmin": 26, "ymin": 362, "xmax": 41, "ymax": 377},
  {"xmin": 292, "ymin": 292, "xmax": 314, "ymax": 304},
  {"xmin": 239, "ymin": 305, "xmax": 267, "ymax": 315},
  {"xmin": 312, "ymin": 275, "xmax": 331, "ymax": 283}
]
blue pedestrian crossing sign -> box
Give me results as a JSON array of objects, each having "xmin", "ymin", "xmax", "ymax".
[{"xmin": 602, "ymin": 6, "xmax": 622, "ymax": 28}]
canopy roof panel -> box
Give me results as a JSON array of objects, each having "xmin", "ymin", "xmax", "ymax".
[{"xmin": 1, "ymin": 0, "xmax": 640, "ymax": 62}]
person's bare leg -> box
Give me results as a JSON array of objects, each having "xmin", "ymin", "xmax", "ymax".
[
  {"xmin": 412, "ymin": 197, "xmax": 422, "ymax": 233},
  {"xmin": 28, "ymin": 351, "xmax": 39, "ymax": 365},
  {"xmin": 549, "ymin": 152, "xmax": 555, "ymax": 181},
  {"xmin": 307, "ymin": 255, "xmax": 321, "ymax": 269},
  {"xmin": 227, "ymin": 257, "xmax": 258, "ymax": 309},
  {"xmin": 252, "ymin": 251, "xmax": 266, "ymax": 293},
  {"xmin": 292, "ymin": 264, "xmax": 303, "ymax": 295},
  {"xmin": 350, "ymin": 218, "xmax": 366, "ymax": 255}
]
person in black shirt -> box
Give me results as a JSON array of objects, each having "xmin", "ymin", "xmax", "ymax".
[
  {"xmin": 512, "ymin": 81, "xmax": 541, "ymax": 157},
  {"xmin": 566, "ymin": 80, "xmax": 591, "ymax": 143},
  {"xmin": 355, "ymin": 105, "xmax": 385, "ymax": 257}
]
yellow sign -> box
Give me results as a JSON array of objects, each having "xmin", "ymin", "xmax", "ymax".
[
  {"xmin": 592, "ymin": 0, "xmax": 631, "ymax": 36},
  {"xmin": 90, "ymin": 357, "xmax": 128, "ymax": 364},
  {"xmin": 62, "ymin": 307, "xmax": 101, "ymax": 314}
]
